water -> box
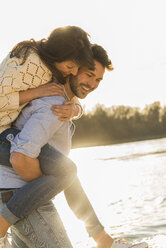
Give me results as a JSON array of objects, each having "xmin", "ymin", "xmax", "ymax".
[{"xmin": 53, "ymin": 137, "xmax": 166, "ymax": 248}]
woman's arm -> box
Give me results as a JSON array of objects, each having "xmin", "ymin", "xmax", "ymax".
[
  {"xmin": 19, "ymin": 82, "xmax": 64, "ymax": 105},
  {"xmin": 0, "ymin": 83, "xmax": 64, "ymax": 111},
  {"xmin": 0, "ymin": 52, "xmax": 64, "ymax": 111},
  {"xmin": 72, "ymin": 96, "xmax": 84, "ymax": 119}
]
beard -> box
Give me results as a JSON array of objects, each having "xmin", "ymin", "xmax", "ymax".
[
  {"xmin": 69, "ymin": 75, "xmax": 81, "ymax": 98},
  {"xmin": 69, "ymin": 75, "xmax": 94, "ymax": 99}
]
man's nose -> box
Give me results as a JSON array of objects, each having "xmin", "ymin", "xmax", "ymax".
[{"xmin": 71, "ymin": 67, "xmax": 78, "ymax": 76}]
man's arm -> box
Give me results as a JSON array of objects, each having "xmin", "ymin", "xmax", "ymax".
[
  {"xmin": 10, "ymin": 97, "xmax": 64, "ymax": 180},
  {"xmin": 64, "ymin": 177, "xmax": 114, "ymax": 248},
  {"xmin": 93, "ymin": 230, "xmax": 114, "ymax": 248}
]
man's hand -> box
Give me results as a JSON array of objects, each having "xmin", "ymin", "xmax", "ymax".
[
  {"xmin": 51, "ymin": 101, "xmax": 79, "ymax": 121},
  {"xmin": 93, "ymin": 230, "xmax": 114, "ymax": 248},
  {"xmin": 10, "ymin": 152, "xmax": 43, "ymax": 181}
]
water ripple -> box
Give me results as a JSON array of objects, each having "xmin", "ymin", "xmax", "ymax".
[{"xmin": 98, "ymin": 150, "xmax": 166, "ymax": 161}]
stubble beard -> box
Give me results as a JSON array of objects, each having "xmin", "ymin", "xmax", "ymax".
[
  {"xmin": 69, "ymin": 76, "xmax": 84, "ymax": 99},
  {"xmin": 69, "ymin": 76, "xmax": 93, "ymax": 99}
]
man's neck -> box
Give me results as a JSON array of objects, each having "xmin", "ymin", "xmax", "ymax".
[{"xmin": 64, "ymin": 79, "xmax": 75, "ymax": 100}]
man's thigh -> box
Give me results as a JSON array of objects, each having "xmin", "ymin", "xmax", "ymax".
[{"xmin": 11, "ymin": 201, "xmax": 73, "ymax": 248}]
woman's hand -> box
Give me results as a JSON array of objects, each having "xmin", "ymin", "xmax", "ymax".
[{"xmin": 51, "ymin": 101, "xmax": 79, "ymax": 121}]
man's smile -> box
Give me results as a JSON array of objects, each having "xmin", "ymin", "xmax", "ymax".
[{"xmin": 80, "ymin": 84, "xmax": 93, "ymax": 94}]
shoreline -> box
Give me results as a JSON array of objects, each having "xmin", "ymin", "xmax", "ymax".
[{"xmin": 72, "ymin": 134, "xmax": 166, "ymax": 149}]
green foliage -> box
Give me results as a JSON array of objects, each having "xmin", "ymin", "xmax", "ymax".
[{"xmin": 72, "ymin": 101, "xmax": 166, "ymax": 148}]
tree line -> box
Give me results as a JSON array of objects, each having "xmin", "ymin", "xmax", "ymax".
[{"xmin": 72, "ymin": 101, "xmax": 166, "ymax": 148}]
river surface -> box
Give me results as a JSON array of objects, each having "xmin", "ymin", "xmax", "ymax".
[{"xmin": 53, "ymin": 137, "xmax": 166, "ymax": 248}]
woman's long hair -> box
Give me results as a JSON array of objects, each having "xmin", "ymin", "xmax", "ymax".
[{"xmin": 10, "ymin": 26, "xmax": 94, "ymax": 81}]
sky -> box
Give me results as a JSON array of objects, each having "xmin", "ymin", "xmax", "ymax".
[{"xmin": 1, "ymin": 0, "xmax": 166, "ymax": 112}]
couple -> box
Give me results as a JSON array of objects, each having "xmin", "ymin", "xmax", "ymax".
[{"xmin": 0, "ymin": 26, "xmax": 148, "ymax": 248}]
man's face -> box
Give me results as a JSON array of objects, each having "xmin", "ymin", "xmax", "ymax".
[{"xmin": 69, "ymin": 60, "xmax": 105, "ymax": 99}]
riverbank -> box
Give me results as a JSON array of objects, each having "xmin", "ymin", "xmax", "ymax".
[
  {"xmin": 72, "ymin": 134, "xmax": 166, "ymax": 148},
  {"xmin": 72, "ymin": 102, "xmax": 166, "ymax": 149}
]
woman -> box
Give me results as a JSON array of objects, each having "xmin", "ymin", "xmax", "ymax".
[
  {"xmin": 0, "ymin": 25, "xmax": 94, "ymax": 134},
  {"xmin": 0, "ymin": 25, "xmax": 94, "ymax": 247}
]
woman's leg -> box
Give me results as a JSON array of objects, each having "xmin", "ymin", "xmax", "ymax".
[
  {"xmin": 0, "ymin": 128, "xmax": 103, "ymax": 239},
  {"xmin": 0, "ymin": 128, "xmax": 20, "ymax": 167},
  {"xmin": 0, "ymin": 155, "xmax": 77, "ymax": 224},
  {"xmin": 0, "ymin": 128, "xmax": 77, "ymax": 182}
]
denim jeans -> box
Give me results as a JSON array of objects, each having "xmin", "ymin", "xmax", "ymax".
[
  {"xmin": 0, "ymin": 189, "xmax": 73, "ymax": 248},
  {"xmin": 0, "ymin": 128, "xmax": 104, "ymax": 237}
]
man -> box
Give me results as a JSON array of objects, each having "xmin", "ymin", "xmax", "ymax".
[{"xmin": 0, "ymin": 45, "xmax": 148, "ymax": 248}]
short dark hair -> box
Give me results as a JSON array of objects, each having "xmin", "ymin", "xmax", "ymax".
[
  {"xmin": 10, "ymin": 26, "xmax": 94, "ymax": 74},
  {"xmin": 91, "ymin": 44, "xmax": 114, "ymax": 71}
]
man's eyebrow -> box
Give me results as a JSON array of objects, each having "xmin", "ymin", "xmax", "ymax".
[
  {"xmin": 88, "ymin": 71, "xmax": 95, "ymax": 76},
  {"xmin": 87, "ymin": 71, "xmax": 103, "ymax": 81}
]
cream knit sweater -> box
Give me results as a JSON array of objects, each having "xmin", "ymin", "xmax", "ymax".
[{"xmin": 0, "ymin": 51, "xmax": 52, "ymax": 133}]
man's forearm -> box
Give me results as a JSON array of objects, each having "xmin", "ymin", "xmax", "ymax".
[
  {"xmin": 10, "ymin": 152, "xmax": 43, "ymax": 181},
  {"xmin": 64, "ymin": 177, "xmax": 104, "ymax": 237},
  {"xmin": 64, "ymin": 178, "xmax": 114, "ymax": 247}
]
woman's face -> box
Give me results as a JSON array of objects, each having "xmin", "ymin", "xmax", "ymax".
[{"xmin": 55, "ymin": 61, "xmax": 79, "ymax": 77}]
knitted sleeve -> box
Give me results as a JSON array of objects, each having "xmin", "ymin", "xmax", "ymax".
[{"xmin": 0, "ymin": 52, "xmax": 52, "ymax": 111}]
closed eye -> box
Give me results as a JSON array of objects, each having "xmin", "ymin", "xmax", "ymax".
[
  {"xmin": 86, "ymin": 73, "xmax": 93, "ymax": 77},
  {"xmin": 67, "ymin": 66, "xmax": 74, "ymax": 69}
]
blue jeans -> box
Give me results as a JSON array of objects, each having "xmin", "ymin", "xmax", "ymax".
[
  {"xmin": 0, "ymin": 128, "xmax": 104, "ymax": 237},
  {"xmin": 0, "ymin": 189, "xmax": 73, "ymax": 248}
]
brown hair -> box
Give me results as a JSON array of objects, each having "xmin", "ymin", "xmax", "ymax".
[
  {"xmin": 91, "ymin": 44, "xmax": 114, "ymax": 71},
  {"xmin": 10, "ymin": 26, "xmax": 95, "ymax": 76}
]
